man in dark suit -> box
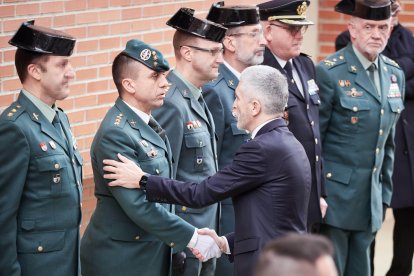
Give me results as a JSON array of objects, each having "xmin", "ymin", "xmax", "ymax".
[
  {"xmin": 150, "ymin": 8, "xmax": 227, "ymax": 276},
  {"xmin": 258, "ymin": 0, "xmax": 327, "ymax": 232},
  {"xmin": 103, "ymin": 65, "xmax": 311, "ymax": 276},
  {"xmin": 316, "ymin": 0, "xmax": 405, "ymax": 275},
  {"xmin": 202, "ymin": 3, "xmax": 265, "ymax": 275},
  {"xmin": 0, "ymin": 21, "xmax": 83, "ymax": 275},
  {"xmin": 80, "ymin": 39, "xmax": 220, "ymax": 276}
]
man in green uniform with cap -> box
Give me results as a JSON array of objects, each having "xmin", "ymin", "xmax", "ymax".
[
  {"xmin": 80, "ymin": 39, "xmax": 221, "ymax": 276},
  {"xmin": 316, "ymin": 0, "xmax": 405, "ymax": 275},
  {"xmin": 151, "ymin": 8, "xmax": 227, "ymax": 276},
  {"xmin": 0, "ymin": 21, "xmax": 83, "ymax": 275}
]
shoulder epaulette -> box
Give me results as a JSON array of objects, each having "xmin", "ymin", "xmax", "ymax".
[
  {"xmin": 2, "ymin": 103, "xmax": 25, "ymax": 121},
  {"xmin": 112, "ymin": 112, "xmax": 126, "ymax": 128},
  {"xmin": 205, "ymin": 73, "xmax": 224, "ymax": 88},
  {"xmin": 299, "ymin": 52, "xmax": 312, "ymax": 58},
  {"xmin": 382, "ymin": 55, "xmax": 400, "ymax": 69},
  {"xmin": 321, "ymin": 53, "xmax": 346, "ymax": 70}
]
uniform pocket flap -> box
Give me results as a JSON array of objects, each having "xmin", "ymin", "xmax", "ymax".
[
  {"xmin": 233, "ymin": 237, "xmax": 259, "ymax": 255},
  {"xmin": 35, "ymin": 154, "xmax": 67, "ymax": 172},
  {"xmin": 17, "ymin": 231, "xmax": 65, "ymax": 253},
  {"xmin": 340, "ymin": 97, "xmax": 371, "ymax": 111},
  {"xmin": 388, "ymin": 99, "xmax": 404, "ymax": 113},
  {"xmin": 231, "ymin": 122, "xmax": 248, "ymax": 136},
  {"xmin": 110, "ymin": 223, "xmax": 152, "ymax": 242},
  {"xmin": 310, "ymin": 94, "xmax": 321, "ymax": 105},
  {"xmin": 20, "ymin": 220, "xmax": 35, "ymax": 231},
  {"xmin": 324, "ymin": 161, "xmax": 353, "ymax": 185},
  {"xmin": 184, "ymin": 133, "xmax": 208, "ymax": 148}
]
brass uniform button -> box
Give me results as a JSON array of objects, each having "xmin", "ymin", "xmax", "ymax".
[
  {"xmin": 315, "ymin": 138, "xmax": 318, "ymax": 144},
  {"xmin": 376, "ymin": 148, "xmax": 380, "ymax": 154},
  {"xmin": 181, "ymin": 206, "xmax": 187, "ymax": 212},
  {"xmin": 381, "ymin": 109, "xmax": 384, "ymax": 115},
  {"xmin": 310, "ymin": 121, "xmax": 315, "ymax": 126},
  {"xmin": 155, "ymin": 169, "xmax": 160, "ymax": 175},
  {"xmin": 397, "ymin": 108, "xmax": 401, "ymax": 114},
  {"xmin": 352, "ymin": 106, "xmax": 358, "ymax": 112},
  {"xmin": 135, "ymin": 236, "xmax": 140, "ymax": 240},
  {"xmin": 38, "ymin": 245, "xmax": 44, "ymax": 252},
  {"xmin": 54, "ymin": 163, "xmax": 60, "ymax": 169},
  {"xmin": 326, "ymin": 173, "xmax": 332, "ymax": 178},
  {"xmin": 316, "ymin": 155, "xmax": 319, "ymax": 162},
  {"xmin": 373, "ymin": 167, "xmax": 377, "ymax": 173},
  {"xmin": 170, "ymin": 242, "xmax": 175, "ymax": 247},
  {"xmin": 379, "ymin": 129, "xmax": 384, "ymax": 136}
]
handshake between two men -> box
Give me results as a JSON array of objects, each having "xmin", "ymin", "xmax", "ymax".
[{"xmin": 103, "ymin": 153, "xmax": 229, "ymax": 262}]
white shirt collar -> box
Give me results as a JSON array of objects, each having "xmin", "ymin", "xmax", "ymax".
[
  {"xmin": 223, "ymin": 61, "xmax": 241, "ymax": 80},
  {"xmin": 251, "ymin": 119, "xmax": 277, "ymax": 139},
  {"xmin": 123, "ymin": 100, "xmax": 150, "ymax": 124}
]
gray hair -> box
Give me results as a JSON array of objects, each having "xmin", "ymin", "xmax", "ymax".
[{"xmin": 239, "ymin": 65, "xmax": 288, "ymax": 116}]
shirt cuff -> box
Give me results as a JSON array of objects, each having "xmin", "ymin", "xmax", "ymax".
[
  {"xmin": 222, "ymin": 236, "xmax": 231, "ymax": 254},
  {"xmin": 187, "ymin": 228, "xmax": 198, "ymax": 248}
]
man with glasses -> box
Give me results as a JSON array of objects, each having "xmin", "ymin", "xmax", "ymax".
[
  {"xmin": 258, "ymin": 0, "xmax": 327, "ymax": 233},
  {"xmin": 316, "ymin": 0, "xmax": 405, "ymax": 275},
  {"xmin": 151, "ymin": 8, "xmax": 227, "ymax": 276},
  {"xmin": 202, "ymin": 3, "xmax": 266, "ymax": 275}
]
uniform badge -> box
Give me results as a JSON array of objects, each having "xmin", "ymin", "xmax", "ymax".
[
  {"xmin": 391, "ymin": 74, "xmax": 397, "ymax": 83},
  {"xmin": 141, "ymin": 140, "xmax": 149, "ymax": 147},
  {"xmin": 40, "ymin": 142, "xmax": 48, "ymax": 151},
  {"xmin": 196, "ymin": 120, "xmax": 202, "ymax": 128},
  {"xmin": 307, "ymin": 79, "xmax": 319, "ymax": 95},
  {"xmin": 53, "ymin": 174, "xmax": 61, "ymax": 184},
  {"xmin": 32, "ymin": 113, "xmax": 39, "ymax": 120},
  {"xmin": 347, "ymin": 88, "xmax": 363, "ymax": 97},
  {"xmin": 345, "ymin": 80, "xmax": 351, "ymax": 87},
  {"xmin": 186, "ymin": 121, "xmax": 194, "ymax": 130},
  {"xmin": 147, "ymin": 147, "xmax": 158, "ymax": 157},
  {"xmin": 140, "ymin": 49, "xmax": 151, "ymax": 61},
  {"xmin": 196, "ymin": 156, "xmax": 203, "ymax": 165},
  {"xmin": 388, "ymin": 83, "xmax": 401, "ymax": 98},
  {"xmin": 339, "ymin": 80, "xmax": 345, "ymax": 87},
  {"xmin": 351, "ymin": 65, "xmax": 357, "ymax": 72},
  {"xmin": 351, "ymin": 116, "xmax": 359, "ymax": 124},
  {"xmin": 129, "ymin": 120, "xmax": 136, "ymax": 127},
  {"xmin": 383, "ymin": 66, "xmax": 388, "ymax": 72},
  {"xmin": 228, "ymin": 80, "xmax": 234, "ymax": 87},
  {"xmin": 49, "ymin": 141, "xmax": 57, "ymax": 149}
]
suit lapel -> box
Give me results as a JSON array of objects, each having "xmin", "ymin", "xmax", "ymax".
[
  {"xmin": 263, "ymin": 47, "xmax": 304, "ymax": 101},
  {"xmin": 346, "ymin": 46, "xmax": 381, "ymax": 103},
  {"xmin": 114, "ymin": 98, "xmax": 167, "ymax": 152},
  {"xmin": 18, "ymin": 93, "xmax": 69, "ymax": 153},
  {"xmin": 293, "ymin": 59, "xmax": 309, "ymax": 102}
]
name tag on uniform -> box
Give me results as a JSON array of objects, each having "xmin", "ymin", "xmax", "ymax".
[{"xmin": 307, "ymin": 79, "xmax": 319, "ymax": 95}]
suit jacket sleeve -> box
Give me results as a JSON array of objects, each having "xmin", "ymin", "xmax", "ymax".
[
  {"xmin": 94, "ymin": 127, "xmax": 194, "ymax": 250},
  {"xmin": 146, "ymin": 140, "xmax": 270, "ymax": 207},
  {"xmin": 152, "ymin": 99, "xmax": 184, "ymax": 179},
  {"xmin": 0, "ymin": 122, "xmax": 29, "ymax": 275}
]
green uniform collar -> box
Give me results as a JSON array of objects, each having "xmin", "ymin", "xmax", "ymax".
[
  {"xmin": 22, "ymin": 89, "xmax": 56, "ymax": 123},
  {"xmin": 173, "ymin": 69, "xmax": 202, "ymax": 99},
  {"xmin": 352, "ymin": 45, "xmax": 379, "ymax": 70}
]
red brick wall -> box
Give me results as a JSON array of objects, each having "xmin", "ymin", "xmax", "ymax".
[
  {"xmin": 0, "ymin": 0, "xmax": 262, "ymax": 233},
  {"xmin": 317, "ymin": 0, "xmax": 414, "ymax": 61},
  {"xmin": 1, "ymin": 0, "xmax": 413, "ymax": 232}
]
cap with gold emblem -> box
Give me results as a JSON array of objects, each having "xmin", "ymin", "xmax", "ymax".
[
  {"xmin": 335, "ymin": 0, "xmax": 392, "ymax": 21},
  {"xmin": 122, "ymin": 39, "xmax": 169, "ymax": 72},
  {"xmin": 257, "ymin": 0, "xmax": 314, "ymax": 25},
  {"xmin": 167, "ymin": 8, "xmax": 227, "ymax": 42},
  {"xmin": 9, "ymin": 20, "xmax": 76, "ymax": 56},
  {"xmin": 207, "ymin": 2, "xmax": 260, "ymax": 28}
]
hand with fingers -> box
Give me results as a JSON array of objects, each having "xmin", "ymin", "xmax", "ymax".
[
  {"xmin": 103, "ymin": 153, "xmax": 144, "ymax": 189},
  {"xmin": 190, "ymin": 228, "xmax": 228, "ymax": 261}
]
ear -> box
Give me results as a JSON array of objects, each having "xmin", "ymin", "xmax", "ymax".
[
  {"xmin": 251, "ymin": 99, "xmax": 261, "ymax": 117},
  {"xmin": 122, "ymin": 78, "xmax": 136, "ymax": 94},
  {"xmin": 27, "ymin": 64, "xmax": 42, "ymax": 81},
  {"xmin": 223, "ymin": 37, "xmax": 236, "ymax": 54},
  {"xmin": 180, "ymin": 46, "xmax": 192, "ymax": 62},
  {"xmin": 348, "ymin": 22, "xmax": 357, "ymax": 40},
  {"xmin": 263, "ymin": 24, "xmax": 273, "ymax": 42}
]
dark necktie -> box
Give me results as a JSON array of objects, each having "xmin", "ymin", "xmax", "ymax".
[
  {"xmin": 53, "ymin": 111, "xmax": 66, "ymax": 139},
  {"xmin": 367, "ymin": 63, "xmax": 379, "ymax": 95},
  {"xmin": 148, "ymin": 116, "xmax": 166, "ymax": 140},
  {"xmin": 284, "ymin": 61, "xmax": 303, "ymax": 97}
]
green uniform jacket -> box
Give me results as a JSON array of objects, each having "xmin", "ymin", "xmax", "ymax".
[
  {"xmin": 0, "ymin": 92, "xmax": 83, "ymax": 276},
  {"xmin": 80, "ymin": 98, "xmax": 194, "ymax": 276},
  {"xmin": 152, "ymin": 70, "xmax": 219, "ymax": 232},
  {"xmin": 316, "ymin": 44, "xmax": 405, "ymax": 232}
]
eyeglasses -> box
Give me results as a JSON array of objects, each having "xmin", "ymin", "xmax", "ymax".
[
  {"xmin": 269, "ymin": 23, "xmax": 308, "ymax": 36},
  {"xmin": 229, "ymin": 31, "xmax": 263, "ymax": 41},
  {"xmin": 181, "ymin": 45, "xmax": 224, "ymax": 57}
]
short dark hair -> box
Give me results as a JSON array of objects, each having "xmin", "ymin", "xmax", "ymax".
[
  {"xmin": 254, "ymin": 234, "xmax": 334, "ymax": 276},
  {"xmin": 15, "ymin": 49, "xmax": 49, "ymax": 82},
  {"xmin": 112, "ymin": 53, "xmax": 140, "ymax": 94}
]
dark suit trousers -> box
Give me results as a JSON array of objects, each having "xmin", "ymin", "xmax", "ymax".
[{"xmin": 386, "ymin": 207, "xmax": 414, "ymax": 276}]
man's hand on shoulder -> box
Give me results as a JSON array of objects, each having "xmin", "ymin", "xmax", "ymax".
[{"xmin": 103, "ymin": 153, "xmax": 144, "ymax": 189}]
